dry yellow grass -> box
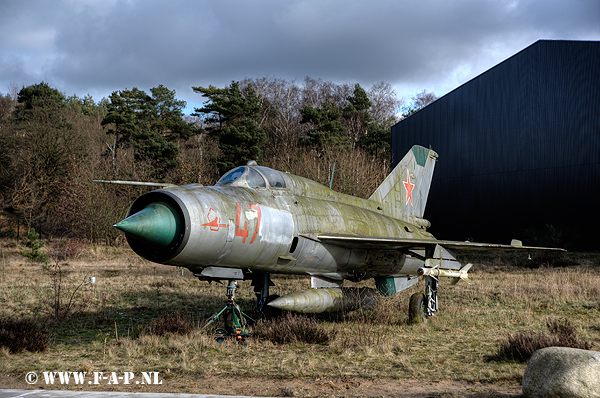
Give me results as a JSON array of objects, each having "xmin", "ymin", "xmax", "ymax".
[{"xmin": 0, "ymin": 240, "xmax": 598, "ymax": 397}]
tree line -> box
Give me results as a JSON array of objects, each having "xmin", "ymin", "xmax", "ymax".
[{"xmin": 0, "ymin": 77, "xmax": 436, "ymax": 243}]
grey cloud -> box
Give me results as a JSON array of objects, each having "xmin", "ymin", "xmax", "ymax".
[{"xmin": 0, "ymin": 0, "xmax": 598, "ymax": 110}]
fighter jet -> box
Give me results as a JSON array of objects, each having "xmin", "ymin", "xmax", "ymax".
[{"xmin": 107, "ymin": 145, "xmax": 563, "ymax": 323}]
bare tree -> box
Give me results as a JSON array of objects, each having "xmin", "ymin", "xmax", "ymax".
[
  {"xmin": 367, "ymin": 81, "xmax": 403, "ymax": 126},
  {"xmin": 242, "ymin": 76, "xmax": 303, "ymax": 164},
  {"xmin": 412, "ymin": 89, "xmax": 438, "ymax": 109},
  {"xmin": 301, "ymin": 76, "xmax": 353, "ymax": 109},
  {"xmin": 401, "ymin": 89, "xmax": 438, "ymax": 118},
  {"xmin": 0, "ymin": 83, "xmax": 19, "ymax": 120}
]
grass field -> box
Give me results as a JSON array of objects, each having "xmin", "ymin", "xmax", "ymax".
[{"xmin": 0, "ymin": 239, "xmax": 599, "ymax": 397}]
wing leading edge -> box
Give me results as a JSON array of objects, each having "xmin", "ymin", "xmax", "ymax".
[{"xmin": 315, "ymin": 233, "xmax": 566, "ymax": 252}]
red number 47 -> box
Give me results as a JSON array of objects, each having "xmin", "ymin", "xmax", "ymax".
[{"xmin": 235, "ymin": 203, "xmax": 261, "ymax": 244}]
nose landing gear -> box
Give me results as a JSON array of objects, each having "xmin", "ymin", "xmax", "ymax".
[{"xmin": 199, "ymin": 279, "xmax": 253, "ymax": 341}]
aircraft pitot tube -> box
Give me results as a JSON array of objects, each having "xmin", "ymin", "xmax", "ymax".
[{"xmin": 268, "ymin": 287, "xmax": 377, "ymax": 313}]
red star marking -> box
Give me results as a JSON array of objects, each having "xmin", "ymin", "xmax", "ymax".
[
  {"xmin": 202, "ymin": 208, "xmax": 228, "ymax": 231},
  {"xmin": 403, "ymin": 170, "xmax": 415, "ymax": 206}
]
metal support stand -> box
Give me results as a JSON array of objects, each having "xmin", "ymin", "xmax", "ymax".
[{"xmin": 199, "ymin": 279, "xmax": 254, "ymax": 341}]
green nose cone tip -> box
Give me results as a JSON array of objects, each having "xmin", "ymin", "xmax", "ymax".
[{"xmin": 114, "ymin": 202, "xmax": 180, "ymax": 247}]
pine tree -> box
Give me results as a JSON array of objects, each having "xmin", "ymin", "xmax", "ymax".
[
  {"xmin": 299, "ymin": 99, "xmax": 346, "ymax": 150},
  {"xmin": 102, "ymin": 85, "xmax": 194, "ymax": 178},
  {"xmin": 192, "ymin": 82, "xmax": 265, "ymax": 174}
]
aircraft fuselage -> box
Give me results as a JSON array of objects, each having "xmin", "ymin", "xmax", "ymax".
[{"xmin": 122, "ymin": 171, "xmax": 432, "ymax": 283}]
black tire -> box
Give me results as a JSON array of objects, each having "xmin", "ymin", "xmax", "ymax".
[{"xmin": 408, "ymin": 293, "xmax": 427, "ymax": 324}]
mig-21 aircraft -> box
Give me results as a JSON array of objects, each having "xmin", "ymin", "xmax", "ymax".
[{"xmin": 104, "ymin": 145, "xmax": 563, "ymax": 324}]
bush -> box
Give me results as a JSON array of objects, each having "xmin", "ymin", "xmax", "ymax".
[
  {"xmin": 0, "ymin": 317, "xmax": 50, "ymax": 353},
  {"xmin": 253, "ymin": 313, "xmax": 336, "ymax": 345},
  {"xmin": 144, "ymin": 312, "xmax": 194, "ymax": 336},
  {"xmin": 49, "ymin": 239, "xmax": 89, "ymax": 261},
  {"xmin": 493, "ymin": 319, "xmax": 592, "ymax": 362},
  {"xmin": 0, "ymin": 228, "xmax": 16, "ymax": 239},
  {"xmin": 19, "ymin": 228, "xmax": 48, "ymax": 264}
]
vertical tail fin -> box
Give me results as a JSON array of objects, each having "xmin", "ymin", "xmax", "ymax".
[{"xmin": 369, "ymin": 145, "xmax": 438, "ymax": 224}]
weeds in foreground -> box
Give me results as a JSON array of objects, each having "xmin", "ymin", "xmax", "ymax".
[
  {"xmin": 492, "ymin": 319, "xmax": 592, "ymax": 362},
  {"xmin": 0, "ymin": 243, "xmax": 598, "ymax": 392},
  {"xmin": 0, "ymin": 317, "xmax": 50, "ymax": 353},
  {"xmin": 253, "ymin": 313, "xmax": 336, "ymax": 345},
  {"xmin": 42, "ymin": 262, "xmax": 88, "ymax": 321},
  {"xmin": 144, "ymin": 311, "xmax": 195, "ymax": 336}
]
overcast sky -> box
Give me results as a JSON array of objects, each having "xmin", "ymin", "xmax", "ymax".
[{"xmin": 1, "ymin": 0, "xmax": 598, "ymax": 114}]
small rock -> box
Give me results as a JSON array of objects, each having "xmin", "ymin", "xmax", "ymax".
[{"xmin": 523, "ymin": 346, "xmax": 600, "ymax": 398}]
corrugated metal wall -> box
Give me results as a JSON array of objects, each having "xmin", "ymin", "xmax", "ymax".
[{"xmin": 391, "ymin": 40, "xmax": 600, "ymax": 249}]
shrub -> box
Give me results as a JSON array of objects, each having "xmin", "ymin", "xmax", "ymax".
[
  {"xmin": 41, "ymin": 262, "xmax": 88, "ymax": 321},
  {"xmin": 0, "ymin": 228, "xmax": 16, "ymax": 239},
  {"xmin": 0, "ymin": 317, "xmax": 49, "ymax": 353},
  {"xmin": 49, "ymin": 239, "xmax": 89, "ymax": 260},
  {"xmin": 493, "ymin": 319, "xmax": 591, "ymax": 362},
  {"xmin": 144, "ymin": 312, "xmax": 194, "ymax": 336},
  {"xmin": 252, "ymin": 313, "xmax": 336, "ymax": 345},
  {"xmin": 19, "ymin": 228, "xmax": 48, "ymax": 264}
]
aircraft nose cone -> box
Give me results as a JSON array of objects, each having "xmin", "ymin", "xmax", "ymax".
[{"xmin": 114, "ymin": 202, "xmax": 181, "ymax": 247}]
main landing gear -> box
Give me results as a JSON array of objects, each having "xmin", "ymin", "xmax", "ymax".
[
  {"xmin": 252, "ymin": 272, "xmax": 281, "ymax": 318},
  {"xmin": 408, "ymin": 275, "xmax": 438, "ymax": 324}
]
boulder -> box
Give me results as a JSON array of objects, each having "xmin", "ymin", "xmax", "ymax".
[{"xmin": 523, "ymin": 346, "xmax": 600, "ymax": 398}]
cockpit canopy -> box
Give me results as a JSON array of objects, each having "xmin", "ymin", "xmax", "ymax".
[{"xmin": 216, "ymin": 165, "xmax": 287, "ymax": 189}]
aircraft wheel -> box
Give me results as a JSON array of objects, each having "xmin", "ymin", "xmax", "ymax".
[{"xmin": 408, "ymin": 292, "xmax": 427, "ymax": 324}]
